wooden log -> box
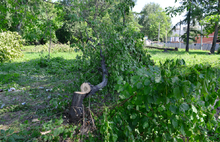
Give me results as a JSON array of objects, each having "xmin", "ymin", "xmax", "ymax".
[{"xmin": 145, "ymin": 46, "xmax": 178, "ymax": 51}]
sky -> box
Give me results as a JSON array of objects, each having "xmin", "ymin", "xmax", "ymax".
[{"xmin": 132, "ymin": 0, "xmax": 185, "ymax": 28}]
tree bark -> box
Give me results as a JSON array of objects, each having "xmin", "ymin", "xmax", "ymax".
[
  {"xmin": 69, "ymin": 49, "xmax": 108, "ymax": 123},
  {"xmin": 210, "ymin": 0, "xmax": 220, "ymax": 53},
  {"xmin": 186, "ymin": 6, "xmax": 191, "ymax": 52},
  {"xmin": 210, "ymin": 23, "xmax": 219, "ymax": 53}
]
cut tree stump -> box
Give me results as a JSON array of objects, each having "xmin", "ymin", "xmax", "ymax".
[{"xmin": 69, "ymin": 49, "xmax": 108, "ymax": 123}]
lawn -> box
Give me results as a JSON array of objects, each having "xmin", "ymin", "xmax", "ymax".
[
  {"xmin": 0, "ymin": 46, "xmax": 88, "ymax": 141},
  {"xmin": 0, "ymin": 45, "xmax": 219, "ymax": 141},
  {"xmin": 147, "ymin": 48, "xmax": 220, "ymax": 67}
]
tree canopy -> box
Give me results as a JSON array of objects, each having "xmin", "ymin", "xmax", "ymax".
[{"xmin": 138, "ymin": 3, "xmax": 172, "ymax": 41}]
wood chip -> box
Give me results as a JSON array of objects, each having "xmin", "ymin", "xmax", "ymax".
[
  {"xmin": 32, "ymin": 118, "xmax": 40, "ymax": 122},
  {"xmin": 40, "ymin": 130, "xmax": 51, "ymax": 135}
]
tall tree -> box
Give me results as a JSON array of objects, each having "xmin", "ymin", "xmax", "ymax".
[
  {"xmin": 166, "ymin": 0, "xmax": 204, "ymax": 51},
  {"xmin": 138, "ymin": 3, "xmax": 172, "ymax": 41},
  {"xmin": 185, "ymin": 2, "xmax": 191, "ymax": 52},
  {"xmin": 0, "ymin": 0, "xmax": 64, "ymax": 44},
  {"xmin": 209, "ymin": 0, "xmax": 220, "ymax": 53}
]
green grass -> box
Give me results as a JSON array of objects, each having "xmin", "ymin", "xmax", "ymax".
[
  {"xmin": 0, "ymin": 46, "xmax": 83, "ymax": 140},
  {"xmin": 147, "ymin": 48, "xmax": 220, "ymax": 67},
  {"xmin": 0, "ymin": 45, "xmax": 107, "ymax": 141}
]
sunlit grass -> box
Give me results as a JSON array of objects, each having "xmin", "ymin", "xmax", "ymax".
[
  {"xmin": 147, "ymin": 48, "xmax": 220, "ymax": 66},
  {"xmin": 14, "ymin": 45, "xmax": 82, "ymax": 62}
]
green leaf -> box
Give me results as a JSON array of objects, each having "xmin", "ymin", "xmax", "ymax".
[
  {"xmin": 112, "ymin": 133, "xmax": 118, "ymax": 142},
  {"xmin": 180, "ymin": 124, "xmax": 185, "ymax": 136},
  {"xmin": 8, "ymin": 136, "xmax": 16, "ymax": 142},
  {"xmin": 11, "ymin": 134, "xmax": 24, "ymax": 139},
  {"xmin": 53, "ymin": 128, "xmax": 60, "ymax": 137},
  {"xmin": 0, "ymin": 129, "xmax": 5, "ymax": 134},
  {"xmin": 147, "ymin": 95, "xmax": 153, "ymax": 103},
  {"xmin": 171, "ymin": 118, "xmax": 178, "ymax": 128},
  {"xmin": 144, "ymin": 79, "xmax": 150, "ymax": 86},
  {"xmin": 152, "ymin": 119, "xmax": 157, "ymax": 125},
  {"xmin": 31, "ymin": 130, "xmax": 41, "ymax": 138},
  {"xmin": 143, "ymin": 121, "xmax": 149, "ymax": 129},
  {"xmin": 171, "ymin": 76, "xmax": 179, "ymax": 84},
  {"xmin": 131, "ymin": 76, "xmax": 139, "ymax": 85},
  {"xmin": 173, "ymin": 87, "xmax": 181, "ymax": 99},
  {"xmin": 147, "ymin": 112, "xmax": 153, "ymax": 117},
  {"xmin": 155, "ymin": 137, "xmax": 161, "ymax": 142},
  {"xmin": 158, "ymin": 106, "xmax": 164, "ymax": 112},
  {"xmin": 144, "ymin": 87, "xmax": 151, "ymax": 95},
  {"xmin": 136, "ymin": 82, "xmax": 143, "ymax": 89},
  {"xmin": 169, "ymin": 105, "xmax": 177, "ymax": 114},
  {"xmin": 127, "ymin": 105, "xmax": 133, "ymax": 110},
  {"xmin": 179, "ymin": 103, "xmax": 189, "ymax": 113},
  {"xmin": 155, "ymin": 76, "xmax": 161, "ymax": 83},
  {"xmin": 130, "ymin": 113, "xmax": 137, "ymax": 119},
  {"xmin": 191, "ymin": 105, "xmax": 197, "ymax": 113},
  {"xmin": 202, "ymin": 79, "xmax": 208, "ymax": 95}
]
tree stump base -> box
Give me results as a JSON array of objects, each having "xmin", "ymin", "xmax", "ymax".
[
  {"xmin": 69, "ymin": 83, "xmax": 92, "ymax": 123},
  {"xmin": 69, "ymin": 49, "xmax": 108, "ymax": 123}
]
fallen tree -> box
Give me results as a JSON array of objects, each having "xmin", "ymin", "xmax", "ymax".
[
  {"xmin": 69, "ymin": 49, "xmax": 108, "ymax": 123},
  {"xmin": 146, "ymin": 45, "xmax": 178, "ymax": 52}
]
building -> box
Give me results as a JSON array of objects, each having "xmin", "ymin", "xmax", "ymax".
[
  {"xmin": 169, "ymin": 27, "xmax": 186, "ymax": 43},
  {"xmin": 195, "ymin": 32, "xmax": 219, "ymax": 44}
]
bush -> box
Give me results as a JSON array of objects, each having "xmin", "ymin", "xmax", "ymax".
[{"xmin": 0, "ymin": 31, "xmax": 24, "ymax": 62}]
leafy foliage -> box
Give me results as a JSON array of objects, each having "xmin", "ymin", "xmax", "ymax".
[
  {"xmin": 0, "ymin": 31, "xmax": 24, "ymax": 62},
  {"xmin": 94, "ymin": 59, "xmax": 220, "ymax": 141},
  {"xmin": 1, "ymin": 0, "xmax": 220, "ymax": 141},
  {"xmin": 0, "ymin": 129, "xmax": 24, "ymax": 142},
  {"xmin": 59, "ymin": 0, "xmax": 155, "ymax": 93},
  {"xmin": 138, "ymin": 3, "xmax": 172, "ymax": 41}
]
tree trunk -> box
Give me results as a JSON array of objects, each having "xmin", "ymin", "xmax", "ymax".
[
  {"xmin": 69, "ymin": 92, "xmax": 87, "ymax": 122},
  {"xmin": 69, "ymin": 49, "xmax": 108, "ymax": 123},
  {"xmin": 186, "ymin": 7, "xmax": 191, "ymax": 52},
  {"xmin": 210, "ymin": 23, "xmax": 219, "ymax": 53},
  {"xmin": 210, "ymin": 0, "xmax": 220, "ymax": 53}
]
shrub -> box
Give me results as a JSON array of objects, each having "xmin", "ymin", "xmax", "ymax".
[{"xmin": 0, "ymin": 31, "xmax": 24, "ymax": 62}]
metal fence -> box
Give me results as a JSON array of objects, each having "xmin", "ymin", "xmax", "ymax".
[{"xmin": 151, "ymin": 43, "xmax": 219, "ymax": 51}]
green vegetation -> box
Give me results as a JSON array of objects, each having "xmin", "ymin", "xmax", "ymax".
[
  {"xmin": 106, "ymin": 60, "xmax": 219, "ymax": 141},
  {"xmin": 0, "ymin": 47, "xmax": 81, "ymax": 141},
  {"xmin": 138, "ymin": 3, "xmax": 172, "ymax": 41},
  {"xmin": 0, "ymin": 31, "xmax": 24, "ymax": 62},
  {"xmin": 148, "ymin": 48, "xmax": 220, "ymax": 66},
  {"xmin": 1, "ymin": 0, "xmax": 220, "ymax": 141},
  {"xmin": 0, "ymin": 46, "xmax": 220, "ymax": 141}
]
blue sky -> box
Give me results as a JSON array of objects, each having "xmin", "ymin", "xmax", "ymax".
[{"xmin": 132, "ymin": 0, "xmax": 185, "ymax": 27}]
